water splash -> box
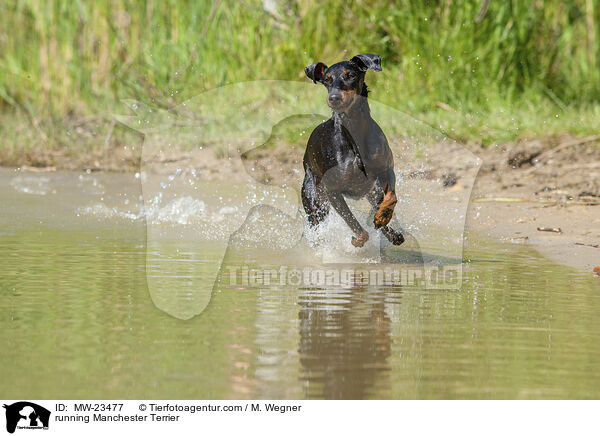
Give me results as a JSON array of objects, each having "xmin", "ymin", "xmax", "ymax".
[
  {"xmin": 10, "ymin": 176, "xmax": 53, "ymax": 195},
  {"xmin": 303, "ymin": 205, "xmax": 383, "ymax": 264},
  {"xmin": 77, "ymin": 194, "xmax": 206, "ymax": 226}
]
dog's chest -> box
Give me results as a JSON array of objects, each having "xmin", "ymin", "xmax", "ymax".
[
  {"xmin": 323, "ymin": 139, "xmax": 376, "ymax": 195},
  {"xmin": 334, "ymin": 128, "xmax": 386, "ymax": 171}
]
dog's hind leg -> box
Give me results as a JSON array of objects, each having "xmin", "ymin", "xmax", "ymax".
[{"xmin": 302, "ymin": 168, "xmax": 330, "ymax": 227}]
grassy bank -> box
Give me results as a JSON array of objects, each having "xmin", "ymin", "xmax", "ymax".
[{"xmin": 0, "ymin": 0, "xmax": 599, "ymax": 166}]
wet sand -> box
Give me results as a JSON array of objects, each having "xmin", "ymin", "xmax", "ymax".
[{"xmin": 464, "ymin": 136, "xmax": 600, "ymax": 273}]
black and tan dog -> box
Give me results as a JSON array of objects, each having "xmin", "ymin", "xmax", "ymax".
[{"xmin": 302, "ymin": 53, "xmax": 404, "ymax": 247}]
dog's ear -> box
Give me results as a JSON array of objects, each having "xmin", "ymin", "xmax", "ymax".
[
  {"xmin": 350, "ymin": 54, "xmax": 382, "ymax": 72},
  {"xmin": 304, "ymin": 62, "xmax": 328, "ymax": 83}
]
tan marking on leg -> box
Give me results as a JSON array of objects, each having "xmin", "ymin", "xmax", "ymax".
[{"xmin": 374, "ymin": 191, "xmax": 397, "ymax": 228}]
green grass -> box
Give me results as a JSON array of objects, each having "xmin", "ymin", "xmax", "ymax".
[{"xmin": 0, "ymin": 0, "xmax": 599, "ymax": 158}]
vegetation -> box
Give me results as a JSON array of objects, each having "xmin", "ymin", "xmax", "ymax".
[{"xmin": 0, "ymin": 0, "xmax": 599, "ymax": 161}]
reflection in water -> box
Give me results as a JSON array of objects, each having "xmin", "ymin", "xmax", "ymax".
[
  {"xmin": 298, "ymin": 278, "xmax": 396, "ymax": 399},
  {"xmin": 224, "ymin": 204, "xmax": 424, "ymax": 399}
]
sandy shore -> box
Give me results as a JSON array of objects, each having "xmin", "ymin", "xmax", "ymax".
[{"xmin": 461, "ymin": 136, "xmax": 600, "ymax": 272}]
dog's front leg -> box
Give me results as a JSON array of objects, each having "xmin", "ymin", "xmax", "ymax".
[
  {"xmin": 373, "ymin": 170, "xmax": 397, "ymax": 229},
  {"xmin": 367, "ymin": 177, "xmax": 404, "ymax": 246},
  {"xmin": 326, "ymin": 191, "xmax": 369, "ymax": 247},
  {"xmin": 374, "ymin": 190, "xmax": 397, "ymax": 229}
]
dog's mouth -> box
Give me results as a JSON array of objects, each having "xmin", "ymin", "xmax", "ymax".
[{"xmin": 327, "ymin": 90, "xmax": 357, "ymax": 112}]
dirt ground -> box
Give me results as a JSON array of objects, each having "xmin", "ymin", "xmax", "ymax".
[
  {"xmin": 403, "ymin": 134, "xmax": 600, "ymax": 273},
  {"xmin": 461, "ymin": 135, "xmax": 600, "ymax": 273},
  {"xmin": 6, "ymin": 133, "xmax": 600, "ymax": 274}
]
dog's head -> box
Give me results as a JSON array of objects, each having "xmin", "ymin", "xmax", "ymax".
[{"xmin": 305, "ymin": 54, "xmax": 381, "ymax": 113}]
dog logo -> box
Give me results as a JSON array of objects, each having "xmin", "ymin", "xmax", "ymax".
[{"xmin": 3, "ymin": 402, "xmax": 50, "ymax": 433}]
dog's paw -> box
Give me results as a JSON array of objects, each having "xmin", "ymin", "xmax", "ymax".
[
  {"xmin": 391, "ymin": 232, "xmax": 404, "ymax": 245},
  {"xmin": 386, "ymin": 229, "xmax": 405, "ymax": 245},
  {"xmin": 351, "ymin": 230, "xmax": 369, "ymax": 247},
  {"xmin": 373, "ymin": 209, "xmax": 393, "ymax": 229}
]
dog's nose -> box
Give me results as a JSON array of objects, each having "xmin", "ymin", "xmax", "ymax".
[{"xmin": 328, "ymin": 93, "xmax": 342, "ymax": 105}]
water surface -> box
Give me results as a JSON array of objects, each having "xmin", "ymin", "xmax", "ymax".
[{"xmin": 1, "ymin": 168, "xmax": 599, "ymax": 399}]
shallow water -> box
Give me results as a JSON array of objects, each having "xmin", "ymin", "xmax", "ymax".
[{"xmin": 1, "ymin": 168, "xmax": 600, "ymax": 399}]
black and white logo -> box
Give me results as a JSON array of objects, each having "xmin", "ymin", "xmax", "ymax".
[{"xmin": 3, "ymin": 402, "xmax": 50, "ymax": 433}]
